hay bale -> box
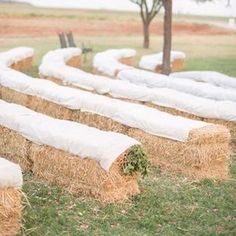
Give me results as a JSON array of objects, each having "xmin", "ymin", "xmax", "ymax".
[
  {"xmin": 0, "ymin": 87, "xmax": 231, "ymax": 180},
  {"xmin": 171, "ymin": 71, "xmax": 236, "ymax": 90},
  {"xmin": 139, "ymin": 51, "xmax": 186, "ymax": 73},
  {"xmin": 146, "ymin": 102, "xmax": 236, "ymax": 152},
  {"xmin": 0, "ymin": 126, "xmax": 32, "ymax": 172},
  {"xmin": 10, "ymin": 57, "xmax": 33, "ymax": 72},
  {"xmin": 117, "ymin": 68, "xmax": 236, "ymax": 102},
  {"xmin": 0, "ymin": 126, "xmax": 143, "ymax": 203},
  {"xmin": 0, "ymin": 47, "xmax": 34, "ymax": 72},
  {"xmin": 171, "ymin": 58, "xmax": 185, "ymax": 72},
  {"xmin": 128, "ymin": 125, "xmax": 230, "ymax": 179},
  {"xmin": 119, "ymin": 56, "xmax": 135, "ymax": 66},
  {"xmin": 153, "ymin": 59, "xmax": 185, "ymax": 73},
  {"xmin": 93, "ymin": 49, "xmax": 135, "ymax": 77},
  {"xmin": 0, "ymin": 188, "xmax": 22, "ymax": 236},
  {"xmin": 31, "ymin": 144, "xmax": 140, "ymax": 202},
  {"xmin": 65, "ymin": 55, "xmax": 81, "ymax": 68},
  {"xmin": 0, "ymin": 158, "xmax": 23, "ymax": 236},
  {"xmin": 0, "ymin": 101, "xmax": 147, "ymax": 202}
]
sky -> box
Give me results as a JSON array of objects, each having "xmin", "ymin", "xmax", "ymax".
[{"xmin": 14, "ymin": 0, "xmax": 236, "ymax": 17}]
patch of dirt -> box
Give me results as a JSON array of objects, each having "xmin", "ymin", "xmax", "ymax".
[{"xmin": 0, "ymin": 15, "xmax": 233, "ymax": 37}]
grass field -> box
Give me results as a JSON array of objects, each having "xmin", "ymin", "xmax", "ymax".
[{"xmin": 1, "ymin": 3, "xmax": 236, "ymax": 236}]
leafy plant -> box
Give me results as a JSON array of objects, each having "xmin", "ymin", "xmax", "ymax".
[{"xmin": 123, "ymin": 145, "xmax": 148, "ymax": 177}]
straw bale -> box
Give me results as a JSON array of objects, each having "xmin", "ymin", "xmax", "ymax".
[
  {"xmin": 31, "ymin": 143, "xmax": 140, "ymax": 202},
  {"xmin": 32, "ymin": 94, "xmax": 129, "ymax": 133},
  {"xmin": 127, "ymin": 125, "xmax": 230, "ymax": 180},
  {"xmin": 146, "ymin": 102, "xmax": 236, "ymax": 152},
  {"xmin": 1, "ymin": 86, "xmax": 129, "ymax": 134},
  {"xmin": 0, "ymin": 126, "xmax": 32, "ymax": 172},
  {"xmin": 0, "ymin": 187, "xmax": 22, "ymax": 236},
  {"xmin": 1, "ymin": 86, "xmax": 29, "ymax": 107},
  {"xmin": 171, "ymin": 58, "xmax": 185, "ymax": 72},
  {"xmin": 153, "ymin": 59, "xmax": 185, "ymax": 73},
  {"xmin": 65, "ymin": 55, "xmax": 81, "ymax": 68},
  {"xmin": 0, "ymin": 123, "xmax": 140, "ymax": 202},
  {"xmin": 10, "ymin": 56, "xmax": 33, "ymax": 72},
  {"xmin": 0, "ymin": 85, "xmax": 231, "ymax": 179},
  {"xmin": 119, "ymin": 56, "xmax": 135, "ymax": 66}
]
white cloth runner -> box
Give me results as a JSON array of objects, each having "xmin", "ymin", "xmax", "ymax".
[
  {"xmin": 0, "ymin": 157, "xmax": 23, "ymax": 189},
  {"xmin": 39, "ymin": 48, "xmax": 236, "ymax": 122},
  {"xmin": 0, "ymin": 47, "xmax": 34, "ymax": 67},
  {"xmin": 40, "ymin": 47, "xmax": 82, "ymax": 66},
  {"xmin": 171, "ymin": 71, "xmax": 236, "ymax": 90},
  {"xmin": 139, "ymin": 51, "xmax": 186, "ymax": 71},
  {"xmin": 0, "ymin": 68, "xmax": 208, "ymax": 142},
  {"xmin": 93, "ymin": 49, "xmax": 135, "ymax": 77},
  {"xmin": 0, "ymin": 100, "xmax": 139, "ymax": 171},
  {"xmin": 117, "ymin": 68, "xmax": 236, "ymax": 102}
]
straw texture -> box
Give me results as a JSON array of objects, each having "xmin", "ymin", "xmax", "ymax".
[
  {"xmin": 65, "ymin": 55, "xmax": 81, "ymax": 68},
  {"xmin": 0, "ymin": 86, "xmax": 231, "ymax": 179},
  {"xmin": 119, "ymin": 56, "xmax": 135, "ymax": 66},
  {"xmin": 31, "ymin": 143, "xmax": 140, "ymax": 202},
  {"xmin": 0, "ymin": 126, "xmax": 32, "ymax": 172},
  {"xmin": 9, "ymin": 57, "xmax": 33, "ymax": 72},
  {"xmin": 0, "ymin": 187, "xmax": 22, "ymax": 236}
]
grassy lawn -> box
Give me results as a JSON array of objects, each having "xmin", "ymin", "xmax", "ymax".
[{"xmin": 0, "ymin": 3, "xmax": 236, "ymax": 236}]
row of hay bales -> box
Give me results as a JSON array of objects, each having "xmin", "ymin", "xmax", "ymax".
[
  {"xmin": 0, "ymin": 64, "xmax": 231, "ymax": 180},
  {"xmin": 93, "ymin": 49, "xmax": 236, "ymax": 102},
  {"xmin": 0, "ymin": 51, "xmax": 148, "ymax": 203},
  {"xmin": 117, "ymin": 49, "xmax": 236, "ymax": 90},
  {"xmin": 0, "ymin": 47, "xmax": 235, "ymax": 234},
  {"xmin": 39, "ymin": 48, "xmax": 236, "ymax": 150},
  {"xmin": 0, "ymin": 99, "xmax": 147, "ymax": 202}
]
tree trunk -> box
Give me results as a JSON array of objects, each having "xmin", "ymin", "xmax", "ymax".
[
  {"xmin": 143, "ymin": 21, "xmax": 150, "ymax": 49},
  {"xmin": 162, "ymin": 0, "xmax": 172, "ymax": 75}
]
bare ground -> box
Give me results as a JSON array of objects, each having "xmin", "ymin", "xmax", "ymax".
[{"xmin": 0, "ymin": 15, "xmax": 234, "ymax": 37}]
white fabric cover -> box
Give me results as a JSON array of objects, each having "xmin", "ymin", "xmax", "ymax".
[
  {"xmin": 0, "ymin": 68, "xmax": 208, "ymax": 142},
  {"xmin": 39, "ymin": 48, "xmax": 154, "ymax": 101},
  {"xmin": 117, "ymin": 68, "xmax": 236, "ymax": 102},
  {"xmin": 0, "ymin": 157, "xmax": 23, "ymax": 189},
  {"xmin": 139, "ymin": 51, "xmax": 186, "ymax": 71},
  {"xmin": 0, "ymin": 47, "xmax": 34, "ymax": 67},
  {"xmin": 171, "ymin": 71, "xmax": 236, "ymax": 89},
  {"xmin": 93, "ymin": 49, "xmax": 135, "ymax": 77},
  {"xmin": 153, "ymin": 88, "xmax": 236, "ymax": 121},
  {"xmin": 0, "ymin": 100, "xmax": 139, "ymax": 171},
  {"xmin": 40, "ymin": 47, "xmax": 82, "ymax": 66},
  {"xmin": 39, "ymin": 48, "xmax": 236, "ymax": 122}
]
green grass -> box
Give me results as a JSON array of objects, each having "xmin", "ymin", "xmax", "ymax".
[
  {"xmin": 21, "ymin": 164, "xmax": 236, "ymax": 236},
  {"xmin": 1, "ymin": 4, "xmax": 236, "ymax": 236}
]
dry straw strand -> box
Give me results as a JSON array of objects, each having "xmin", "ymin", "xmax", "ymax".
[{"xmin": 0, "ymin": 187, "xmax": 23, "ymax": 236}]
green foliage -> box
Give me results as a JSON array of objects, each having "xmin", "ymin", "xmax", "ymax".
[{"xmin": 123, "ymin": 145, "xmax": 148, "ymax": 177}]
